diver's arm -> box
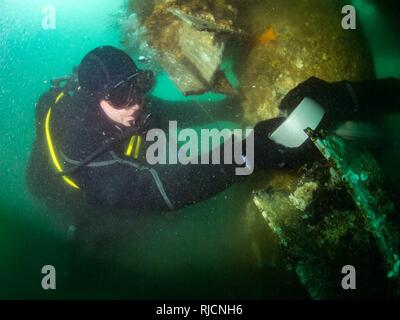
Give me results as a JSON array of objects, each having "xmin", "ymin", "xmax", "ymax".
[
  {"xmin": 79, "ymin": 155, "xmax": 242, "ymax": 212},
  {"xmin": 81, "ymin": 118, "xmax": 316, "ymax": 212},
  {"xmin": 148, "ymin": 151, "xmax": 244, "ymax": 210},
  {"xmin": 81, "ymin": 162, "xmax": 177, "ymax": 211},
  {"xmin": 279, "ymin": 77, "xmax": 400, "ymax": 128},
  {"xmin": 343, "ymin": 77, "xmax": 400, "ymax": 118},
  {"xmin": 147, "ymin": 96, "xmax": 241, "ymax": 128},
  {"xmin": 80, "ymin": 142, "xmax": 245, "ymax": 211}
]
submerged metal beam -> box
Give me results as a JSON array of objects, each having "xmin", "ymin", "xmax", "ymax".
[{"xmin": 308, "ymin": 130, "xmax": 400, "ymax": 283}]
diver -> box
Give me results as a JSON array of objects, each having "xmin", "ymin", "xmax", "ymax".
[{"xmin": 26, "ymin": 46, "xmax": 400, "ymax": 226}]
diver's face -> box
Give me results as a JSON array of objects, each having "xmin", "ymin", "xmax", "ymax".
[{"xmin": 99, "ymin": 99, "xmax": 142, "ymax": 127}]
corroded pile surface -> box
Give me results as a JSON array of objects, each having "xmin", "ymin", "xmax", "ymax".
[
  {"xmin": 127, "ymin": 0, "xmax": 241, "ymax": 96},
  {"xmin": 233, "ymin": 0, "xmax": 375, "ymax": 124},
  {"xmin": 253, "ymin": 134, "xmax": 400, "ymax": 299},
  {"xmin": 122, "ymin": 0, "xmax": 393, "ymax": 299},
  {"xmin": 126, "ymin": 0, "xmax": 374, "ymax": 123}
]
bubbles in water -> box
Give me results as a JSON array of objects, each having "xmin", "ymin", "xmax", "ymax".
[{"xmin": 120, "ymin": 12, "xmax": 160, "ymax": 72}]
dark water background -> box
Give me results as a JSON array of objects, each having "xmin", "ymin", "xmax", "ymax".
[{"xmin": 0, "ymin": 0, "xmax": 399, "ymax": 299}]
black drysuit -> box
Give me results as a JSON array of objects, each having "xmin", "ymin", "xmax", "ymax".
[
  {"xmin": 26, "ymin": 78, "xmax": 400, "ymax": 219},
  {"xmin": 27, "ymin": 89, "xmax": 247, "ymax": 216}
]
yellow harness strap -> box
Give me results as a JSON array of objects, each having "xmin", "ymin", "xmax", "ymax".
[
  {"xmin": 125, "ymin": 135, "xmax": 142, "ymax": 159},
  {"xmin": 45, "ymin": 92, "xmax": 80, "ymax": 190}
]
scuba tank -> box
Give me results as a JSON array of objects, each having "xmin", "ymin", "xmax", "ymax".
[{"xmin": 50, "ymin": 66, "xmax": 80, "ymax": 94}]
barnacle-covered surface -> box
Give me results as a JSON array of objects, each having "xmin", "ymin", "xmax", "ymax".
[
  {"xmin": 128, "ymin": 0, "xmax": 157, "ymax": 23},
  {"xmin": 253, "ymin": 134, "xmax": 400, "ymax": 299},
  {"xmin": 254, "ymin": 164, "xmax": 378, "ymax": 298},
  {"xmin": 233, "ymin": 0, "xmax": 375, "ymax": 125},
  {"xmin": 310, "ymin": 132, "xmax": 400, "ymax": 284},
  {"xmin": 125, "ymin": 0, "xmax": 375, "ymax": 121}
]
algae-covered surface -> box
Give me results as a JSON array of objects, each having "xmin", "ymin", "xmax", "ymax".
[
  {"xmin": 126, "ymin": 0, "xmax": 375, "ymax": 124},
  {"xmin": 234, "ymin": 0, "xmax": 375, "ymax": 124},
  {"xmin": 253, "ymin": 137, "xmax": 400, "ymax": 298}
]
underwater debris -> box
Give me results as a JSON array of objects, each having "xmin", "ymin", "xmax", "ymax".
[
  {"xmin": 177, "ymin": 22, "xmax": 226, "ymax": 89},
  {"xmin": 308, "ymin": 130, "xmax": 400, "ymax": 285},
  {"xmin": 125, "ymin": 0, "xmax": 239, "ymax": 96},
  {"xmin": 124, "ymin": 0, "xmax": 374, "ymax": 106},
  {"xmin": 253, "ymin": 132, "xmax": 400, "ymax": 299},
  {"xmin": 168, "ymin": 7, "xmax": 246, "ymax": 36},
  {"xmin": 289, "ymin": 181, "xmax": 318, "ymax": 211}
]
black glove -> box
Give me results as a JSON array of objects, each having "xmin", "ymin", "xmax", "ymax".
[
  {"xmin": 134, "ymin": 109, "xmax": 153, "ymax": 132},
  {"xmin": 278, "ymin": 77, "xmax": 359, "ymax": 131},
  {"xmin": 252, "ymin": 117, "xmax": 321, "ymax": 170}
]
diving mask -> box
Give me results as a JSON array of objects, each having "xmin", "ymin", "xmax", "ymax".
[{"xmin": 104, "ymin": 70, "xmax": 155, "ymax": 109}]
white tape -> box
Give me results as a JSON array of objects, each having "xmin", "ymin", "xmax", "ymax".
[{"xmin": 269, "ymin": 97, "xmax": 326, "ymax": 148}]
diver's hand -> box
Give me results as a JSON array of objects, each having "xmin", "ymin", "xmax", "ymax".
[
  {"xmin": 253, "ymin": 117, "xmax": 320, "ymax": 170},
  {"xmin": 279, "ymin": 77, "xmax": 358, "ymax": 131}
]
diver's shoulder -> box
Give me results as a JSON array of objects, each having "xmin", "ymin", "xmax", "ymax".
[{"xmin": 36, "ymin": 88, "xmax": 63, "ymax": 109}]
